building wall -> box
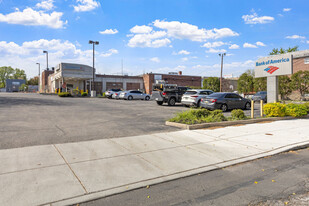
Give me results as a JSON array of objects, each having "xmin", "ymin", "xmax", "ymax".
[
  {"xmin": 293, "ymin": 57, "xmax": 309, "ymax": 73},
  {"xmin": 143, "ymin": 73, "xmax": 202, "ymax": 94},
  {"xmin": 5, "ymin": 79, "xmax": 26, "ymax": 92},
  {"xmin": 41, "ymin": 70, "xmax": 54, "ymax": 92}
]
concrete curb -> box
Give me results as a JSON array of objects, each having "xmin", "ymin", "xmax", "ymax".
[
  {"xmin": 165, "ymin": 116, "xmax": 309, "ymax": 130},
  {"xmin": 48, "ymin": 141, "xmax": 309, "ymax": 206}
]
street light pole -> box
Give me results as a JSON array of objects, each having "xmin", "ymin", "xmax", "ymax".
[
  {"xmin": 219, "ymin": 53, "xmax": 226, "ymax": 92},
  {"xmin": 88, "ymin": 40, "xmax": 99, "ymax": 96},
  {"xmin": 43, "ymin": 51, "xmax": 48, "ymax": 70},
  {"xmin": 36, "ymin": 63, "xmax": 40, "ymax": 93}
]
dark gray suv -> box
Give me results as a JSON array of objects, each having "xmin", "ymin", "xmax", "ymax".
[{"xmin": 200, "ymin": 92, "xmax": 251, "ymax": 112}]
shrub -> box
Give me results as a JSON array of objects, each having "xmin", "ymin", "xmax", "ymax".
[
  {"xmin": 81, "ymin": 92, "xmax": 88, "ymax": 97},
  {"xmin": 231, "ymin": 109, "xmax": 247, "ymax": 120},
  {"xmin": 169, "ymin": 109, "xmax": 226, "ymax": 125},
  {"xmin": 58, "ymin": 92, "xmax": 72, "ymax": 97},
  {"xmin": 304, "ymin": 102, "xmax": 309, "ymax": 113},
  {"xmin": 72, "ymin": 89, "xmax": 80, "ymax": 96},
  {"xmin": 285, "ymin": 103, "xmax": 308, "ymax": 117},
  {"xmin": 263, "ymin": 103, "xmax": 286, "ymax": 117}
]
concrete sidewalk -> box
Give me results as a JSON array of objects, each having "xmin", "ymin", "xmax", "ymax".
[{"xmin": 1, "ymin": 119, "xmax": 309, "ymax": 206}]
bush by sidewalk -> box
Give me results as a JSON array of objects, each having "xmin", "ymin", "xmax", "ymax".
[
  {"xmin": 264, "ymin": 102, "xmax": 308, "ymax": 117},
  {"xmin": 230, "ymin": 109, "xmax": 247, "ymax": 120},
  {"xmin": 169, "ymin": 109, "xmax": 227, "ymax": 125},
  {"xmin": 58, "ymin": 92, "xmax": 72, "ymax": 97}
]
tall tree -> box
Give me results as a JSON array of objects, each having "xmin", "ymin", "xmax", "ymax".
[
  {"xmin": 27, "ymin": 76, "xmax": 39, "ymax": 85},
  {"xmin": 0, "ymin": 66, "xmax": 14, "ymax": 88},
  {"xmin": 237, "ymin": 72, "xmax": 254, "ymax": 94},
  {"xmin": 291, "ymin": 71, "xmax": 309, "ymax": 98},
  {"xmin": 279, "ymin": 76, "xmax": 292, "ymax": 100},
  {"xmin": 203, "ymin": 77, "xmax": 220, "ymax": 92},
  {"xmin": 254, "ymin": 77, "xmax": 267, "ymax": 91},
  {"xmin": 269, "ymin": 46, "xmax": 299, "ymax": 55},
  {"xmin": 13, "ymin": 68, "xmax": 27, "ymax": 80}
]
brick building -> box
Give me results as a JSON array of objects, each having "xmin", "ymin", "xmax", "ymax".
[
  {"xmin": 143, "ymin": 72, "xmax": 202, "ymax": 94},
  {"xmin": 292, "ymin": 50, "xmax": 309, "ymax": 73},
  {"xmin": 41, "ymin": 69, "xmax": 54, "ymax": 93}
]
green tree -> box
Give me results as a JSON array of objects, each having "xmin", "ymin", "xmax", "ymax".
[
  {"xmin": 0, "ymin": 66, "xmax": 14, "ymax": 88},
  {"xmin": 237, "ymin": 72, "xmax": 254, "ymax": 94},
  {"xmin": 202, "ymin": 77, "xmax": 220, "ymax": 92},
  {"xmin": 253, "ymin": 77, "xmax": 267, "ymax": 91},
  {"xmin": 291, "ymin": 70, "xmax": 309, "ymax": 98},
  {"xmin": 13, "ymin": 68, "xmax": 27, "ymax": 80},
  {"xmin": 27, "ymin": 76, "xmax": 39, "ymax": 85},
  {"xmin": 269, "ymin": 46, "xmax": 298, "ymax": 55},
  {"xmin": 279, "ymin": 76, "xmax": 292, "ymax": 100},
  {"xmin": 19, "ymin": 83, "xmax": 28, "ymax": 92}
]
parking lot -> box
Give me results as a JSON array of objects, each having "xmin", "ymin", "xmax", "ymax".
[{"xmin": 0, "ymin": 93, "xmax": 261, "ymax": 149}]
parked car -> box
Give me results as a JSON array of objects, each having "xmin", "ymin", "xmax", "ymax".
[
  {"xmin": 181, "ymin": 89, "xmax": 214, "ymax": 107},
  {"xmin": 119, "ymin": 90, "xmax": 150, "ymax": 100},
  {"xmin": 105, "ymin": 89, "xmax": 122, "ymax": 99},
  {"xmin": 252, "ymin": 91, "xmax": 267, "ymax": 103},
  {"xmin": 200, "ymin": 92, "xmax": 251, "ymax": 112},
  {"xmin": 151, "ymin": 84, "xmax": 190, "ymax": 106},
  {"xmin": 112, "ymin": 92, "xmax": 121, "ymax": 99}
]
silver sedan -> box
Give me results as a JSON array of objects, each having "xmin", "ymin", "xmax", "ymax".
[
  {"xmin": 119, "ymin": 90, "xmax": 150, "ymax": 100},
  {"xmin": 181, "ymin": 89, "xmax": 214, "ymax": 107}
]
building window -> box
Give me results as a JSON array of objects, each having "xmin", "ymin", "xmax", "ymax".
[{"xmin": 305, "ymin": 58, "xmax": 309, "ymax": 64}]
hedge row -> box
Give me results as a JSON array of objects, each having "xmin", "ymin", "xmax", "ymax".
[{"xmin": 264, "ymin": 103, "xmax": 309, "ymax": 117}]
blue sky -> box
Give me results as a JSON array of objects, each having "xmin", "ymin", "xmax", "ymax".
[{"xmin": 0, "ymin": 0, "xmax": 309, "ymax": 78}]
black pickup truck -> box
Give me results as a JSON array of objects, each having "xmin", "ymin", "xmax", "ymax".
[{"xmin": 151, "ymin": 84, "xmax": 190, "ymax": 106}]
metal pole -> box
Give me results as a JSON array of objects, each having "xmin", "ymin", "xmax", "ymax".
[
  {"xmin": 220, "ymin": 54, "xmax": 223, "ymax": 92},
  {"xmin": 46, "ymin": 52, "xmax": 48, "ymax": 70},
  {"xmin": 38, "ymin": 64, "xmax": 40, "ymax": 92},
  {"xmin": 93, "ymin": 43, "xmax": 95, "ymax": 92}
]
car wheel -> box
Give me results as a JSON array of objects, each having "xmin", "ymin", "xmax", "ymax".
[
  {"xmin": 156, "ymin": 101, "xmax": 163, "ymax": 105},
  {"xmin": 197, "ymin": 100, "xmax": 201, "ymax": 108},
  {"xmin": 168, "ymin": 98, "xmax": 176, "ymax": 106},
  {"xmin": 145, "ymin": 96, "xmax": 150, "ymax": 101},
  {"xmin": 221, "ymin": 104, "xmax": 228, "ymax": 112},
  {"xmin": 128, "ymin": 95, "xmax": 133, "ymax": 100},
  {"xmin": 245, "ymin": 102, "xmax": 251, "ymax": 110}
]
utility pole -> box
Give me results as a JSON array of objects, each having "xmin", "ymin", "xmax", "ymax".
[
  {"xmin": 89, "ymin": 40, "xmax": 99, "ymax": 97},
  {"xmin": 36, "ymin": 63, "xmax": 40, "ymax": 92},
  {"xmin": 43, "ymin": 51, "xmax": 48, "ymax": 70},
  {"xmin": 219, "ymin": 53, "xmax": 226, "ymax": 92}
]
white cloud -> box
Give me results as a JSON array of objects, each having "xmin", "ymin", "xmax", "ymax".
[
  {"xmin": 242, "ymin": 12, "xmax": 274, "ymax": 24},
  {"xmin": 229, "ymin": 44, "xmax": 239, "ymax": 49},
  {"xmin": 99, "ymin": 29, "xmax": 118, "ymax": 35},
  {"xmin": 127, "ymin": 31, "xmax": 171, "ymax": 48},
  {"xmin": 74, "ymin": 0, "xmax": 100, "ymax": 12},
  {"xmin": 178, "ymin": 50, "xmax": 190, "ymax": 55},
  {"xmin": 201, "ymin": 41, "xmax": 225, "ymax": 48},
  {"xmin": 0, "ymin": 39, "xmax": 119, "ymax": 77},
  {"xmin": 181, "ymin": 57, "xmax": 188, "ymax": 61},
  {"xmin": 256, "ymin": 41, "xmax": 266, "ymax": 46},
  {"xmin": 153, "ymin": 20, "xmax": 239, "ymax": 41},
  {"xmin": 286, "ymin": 35, "xmax": 306, "ymax": 39},
  {"xmin": 0, "ymin": 8, "xmax": 66, "ymax": 29},
  {"xmin": 130, "ymin": 25, "xmax": 153, "ymax": 33},
  {"xmin": 243, "ymin": 43, "xmax": 257, "ymax": 48},
  {"xmin": 101, "ymin": 49, "xmax": 118, "ymax": 57},
  {"xmin": 307, "ymin": 40, "xmax": 309, "ymax": 44},
  {"xmin": 150, "ymin": 57, "xmax": 160, "ymax": 63},
  {"xmin": 205, "ymin": 48, "xmax": 227, "ymax": 53},
  {"xmin": 36, "ymin": 0, "xmax": 55, "ymax": 10},
  {"xmin": 283, "ymin": 8, "xmax": 291, "ymax": 12}
]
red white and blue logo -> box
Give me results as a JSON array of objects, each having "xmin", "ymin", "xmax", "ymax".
[{"xmin": 264, "ymin": 66, "xmax": 279, "ymax": 74}]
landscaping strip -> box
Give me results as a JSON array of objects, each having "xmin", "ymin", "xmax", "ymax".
[{"xmin": 166, "ymin": 115, "xmax": 309, "ymax": 130}]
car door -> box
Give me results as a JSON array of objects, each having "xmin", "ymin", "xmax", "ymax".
[
  {"xmin": 231, "ymin": 93, "xmax": 244, "ymax": 109},
  {"xmin": 136, "ymin": 91, "xmax": 144, "ymax": 99},
  {"xmin": 224, "ymin": 93, "xmax": 236, "ymax": 109}
]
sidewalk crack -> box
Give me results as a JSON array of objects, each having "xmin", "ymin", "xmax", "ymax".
[{"xmin": 53, "ymin": 145, "xmax": 88, "ymax": 194}]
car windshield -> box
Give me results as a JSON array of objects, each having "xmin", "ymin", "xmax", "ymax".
[
  {"xmin": 256, "ymin": 91, "xmax": 266, "ymax": 95},
  {"xmin": 207, "ymin": 93, "xmax": 225, "ymax": 98},
  {"xmin": 185, "ymin": 91, "xmax": 197, "ymax": 95},
  {"xmin": 111, "ymin": 89, "xmax": 121, "ymax": 92}
]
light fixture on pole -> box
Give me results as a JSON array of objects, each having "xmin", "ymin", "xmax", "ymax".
[
  {"xmin": 36, "ymin": 63, "xmax": 40, "ymax": 93},
  {"xmin": 219, "ymin": 53, "xmax": 226, "ymax": 92},
  {"xmin": 43, "ymin": 51, "xmax": 48, "ymax": 70},
  {"xmin": 88, "ymin": 40, "xmax": 99, "ymax": 97}
]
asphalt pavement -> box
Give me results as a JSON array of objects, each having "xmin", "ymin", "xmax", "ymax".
[
  {"xmin": 80, "ymin": 148, "xmax": 309, "ymax": 206},
  {"xmin": 0, "ymin": 93, "xmax": 261, "ymax": 149}
]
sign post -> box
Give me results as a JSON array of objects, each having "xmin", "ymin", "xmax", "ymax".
[{"xmin": 255, "ymin": 53, "xmax": 293, "ymax": 103}]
